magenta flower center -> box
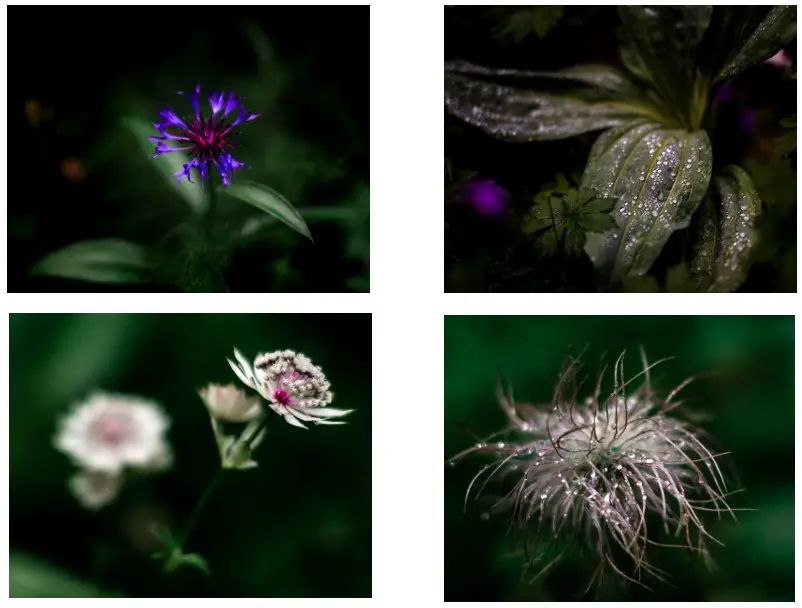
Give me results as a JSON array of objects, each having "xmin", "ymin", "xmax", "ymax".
[
  {"xmin": 273, "ymin": 388, "xmax": 292, "ymax": 406},
  {"xmin": 182, "ymin": 116, "xmax": 233, "ymax": 164},
  {"xmin": 95, "ymin": 417, "xmax": 128, "ymax": 445}
]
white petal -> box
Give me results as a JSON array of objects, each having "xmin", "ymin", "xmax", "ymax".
[
  {"xmin": 227, "ymin": 357, "xmax": 255, "ymax": 389},
  {"xmin": 295, "ymin": 407, "xmax": 354, "ymax": 418},
  {"xmin": 283, "ymin": 413, "xmax": 308, "ymax": 429}
]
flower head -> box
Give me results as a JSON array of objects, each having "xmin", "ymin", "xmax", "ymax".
[
  {"xmin": 150, "ymin": 83, "xmax": 259, "ymax": 188},
  {"xmin": 449, "ymin": 351, "xmax": 740, "ymax": 591},
  {"xmin": 227, "ymin": 348, "xmax": 354, "ymax": 429},
  {"xmin": 54, "ymin": 392, "xmax": 172, "ymax": 474},
  {"xmin": 68, "ymin": 470, "xmax": 122, "ymax": 510},
  {"xmin": 199, "ymin": 383, "xmax": 262, "ymax": 423}
]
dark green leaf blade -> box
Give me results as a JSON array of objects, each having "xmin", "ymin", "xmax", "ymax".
[
  {"xmin": 445, "ymin": 60, "xmax": 643, "ymax": 98},
  {"xmin": 716, "ymin": 5, "xmax": 797, "ymax": 82},
  {"xmin": 691, "ymin": 165, "xmax": 762, "ymax": 292},
  {"xmin": 221, "ymin": 181, "xmax": 313, "ymax": 241},
  {"xmin": 582, "ymin": 122, "xmax": 713, "ymax": 279},
  {"xmin": 445, "ymin": 71, "xmax": 648, "ymax": 142},
  {"xmin": 30, "ymin": 240, "xmax": 150, "ymax": 284},
  {"xmin": 618, "ymin": 6, "xmax": 712, "ymax": 110}
]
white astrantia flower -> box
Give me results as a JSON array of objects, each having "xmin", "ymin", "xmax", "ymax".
[
  {"xmin": 227, "ymin": 348, "xmax": 354, "ymax": 429},
  {"xmin": 54, "ymin": 392, "xmax": 173, "ymax": 474},
  {"xmin": 68, "ymin": 470, "xmax": 122, "ymax": 510},
  {"xmin": 199, "ymin": 383, "xmax": 262, "ymax": 423}
]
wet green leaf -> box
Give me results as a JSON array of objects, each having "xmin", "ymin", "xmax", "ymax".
[
  {"xmin": 444, "ymin": 68, "xmax": 651, "ymax": 142},
  {"xmin": 446, "ymin": 61, "xmax": 643, "ymax": 99},
  {"xmin": 582, "ymin": 121, "xmax": 712, "ymax": 280},
  {"xmin": 691, "ymin": 165, "xmax": 762, "ymax": 292},
  {"xmin": 30, "ymin": 239, "xmax": 150, "ymax": 284},
  {"xmin": 122, "ymin": 116, "xmax": 207, "ymax": 213},
  {"xmin": 716, "ymin": 5, "xmax": 797, "ymax": 83},
  {"xmin": 221, "ymin": 181, "xmax": 312, "ymax": 241},
  {"xmin": 618, "ymin": 6, "xmax": 712, "ymax": 117},
  {"xmin": 524, "ymin": 188, "xmax": 616, "ymax": 257}
]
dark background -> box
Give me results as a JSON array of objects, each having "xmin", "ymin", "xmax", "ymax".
[
  {"xmin": 445, "ymin": 7, "xmax": 797, "ymax": 293},
  {"xmin": 444, "ymin": 315, "xmax": 794, "ymax": 601},
  {"xmin": 10, "ymin": 314, "xmax": 372, "ymax": 597},
  {"xmin": 9, "ymin": 7, "xmax": 369, "ymax": 292}
]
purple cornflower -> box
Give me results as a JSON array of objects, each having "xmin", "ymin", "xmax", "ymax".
[{"xmin": 150, "ymin": 83, "xmax": 260, "ymax": 188}]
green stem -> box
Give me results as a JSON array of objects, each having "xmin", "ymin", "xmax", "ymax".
[
  {"xmin": 242, "ymin": 416, "xmax": 269, "ymax": 448},
  {"xmin": 205, "ymin": 173, "xmax": 217, "ymax": 238},
  {"xmin": 180, "ymin": 469, "xmax": 225, "ymax": 547}
]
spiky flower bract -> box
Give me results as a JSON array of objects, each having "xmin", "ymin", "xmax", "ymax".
[
  {"xmin": 449, "ymin": 350, "xmax": 742, "ymax": 592},
  {"xmin": 150, "ymin": 83, "xmax": 260, "ymax": 188}
]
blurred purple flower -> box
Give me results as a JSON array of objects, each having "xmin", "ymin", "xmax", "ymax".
[
  {"xmin": 463, "ymin": 179, "xmax": 508, "ymax": 215},
  {"xmin": 150, "ymin": 83, "xmax": 260, "ymax": 188},
  {"xmin": 715, "ymin": 82, "xmax": 734, "ymax": 104},
  {"xmin": 739, "ymin": 108, "xmax": 758, "ymax": 133}
]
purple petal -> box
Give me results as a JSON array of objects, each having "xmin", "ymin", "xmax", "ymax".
[
  {"xmin": 222, "ymin": 151, "xmax": 245, "ymax": 172},
  {"xmin": 209, "ymin": 91, "xmax": 225, "ymax": 115},
  {"xmin": 198, "ymin": 159, "xmax": 209, "ymax": 188},
  {"xmin": 172, "ymin": 158, "xmax": 198, "ymax": 186},
  {"xmin": 229, "ymin": 106, "xmax": 259, "ymax": 128},
  {"xmin": 152, "ymin": 141, "xmax": 191, "ymax": 158},
  {"xmin": 213, "ymin": 159, "xmax": 231, "ymax": 187},
  {"xmin": 178, "ymin": 83, "xmax": 202, "ymax": 120},
  {"xmin": 223, "ymin": 91, "xmax": 239, "ymax": 117},
  {"xmin": 150, "ymin": 132, "xmax": 190, "ymax": 142},
  {"xmin": 156, "ymin": 107, "xmax": 187, "ymax": 130}
]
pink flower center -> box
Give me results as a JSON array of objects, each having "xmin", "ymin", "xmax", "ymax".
[
  {"xmin": 273, "ymin": 388, "xmax": 292, "ymax": 406},
  {"xmin": 97, "ymin": 417, "xmax": 127, "ymax": 445}
]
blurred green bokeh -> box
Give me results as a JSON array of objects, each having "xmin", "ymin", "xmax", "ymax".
[
  {"xmin": 10, "ymin": 314, "xmax": 371, "ymax": 597},
  {"xmin": 444, "ymin": 316, "xmax": 794, "ymax": 601}
]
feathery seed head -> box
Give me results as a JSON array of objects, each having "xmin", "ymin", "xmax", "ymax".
[{"xmin": 449, "ymin": 350, "xmax": 741, "ymax": 591}]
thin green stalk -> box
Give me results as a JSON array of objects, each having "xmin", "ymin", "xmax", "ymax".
[{"xmin": 180, "ymin": 469, "xmax": 225, "ymax": 546}]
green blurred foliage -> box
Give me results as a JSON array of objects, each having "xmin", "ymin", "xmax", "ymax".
[
  {"xmin": 10, "ymin": 314, "xmax": 371, "ymax": 597},
  {"xmin": 444, "ymin": 316, "xmax": 794, "ymax": 601}
]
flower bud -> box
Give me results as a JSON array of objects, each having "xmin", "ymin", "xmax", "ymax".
[{"xmin": 199, "ymin": 383, "xmax": 262, "ymax": 423}]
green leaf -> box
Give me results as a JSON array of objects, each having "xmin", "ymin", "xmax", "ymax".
[
  {"xmin": 150, "ymin": 523, "xmax": 179, "ymax": 550},
  {"xmin": 524, "ymin": 188, "xmax": 617, "ymax": 257},
  {"xmin": 11, "ymin": 552, "xmax": 122, "ymax": 598},
  {"xmin": 446, "ymin": 60, "xmax": 643, "ymax": 98},
  {"xmin": 163, "ymin": 549, "xmax": 210, "ymax": 576},
  {"xmin": 121, "ymin": 117, "xmax": 206, "ymax": 213},
  {"xmin": 30, "ymin": 239, "xmax": 150, "ymax": 284},
  {"xmin": 697, "ymin": 8, "xmax": 764, "ymax": 77},
  {"xmin": 493, "ymin": 6, "xmax": 564, "ymax": 42},
  {"xmin": 715, "ymin": 5, "xmax": 797, "ymax": 83},
  {"xmin": 665, "ymin": 261, "xmax": 695, "ymax": 293},
  {"xmin": 618, "ymin": 6, "xmax": 712, "ymax": 118},
  {"xmin": 690, "ymin": 165, "xmax": 762, "ymax": 292},
  {"xmin": 221, "ymin": 181, "xmax": 313, "ymax": 241},
  {"xmin": 444, "ymin": 68, "xmax": 652, "ymax": 142},
  {"xmin": 582, "ymin": 121, "xmax": 713, "ymax": 280}
]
